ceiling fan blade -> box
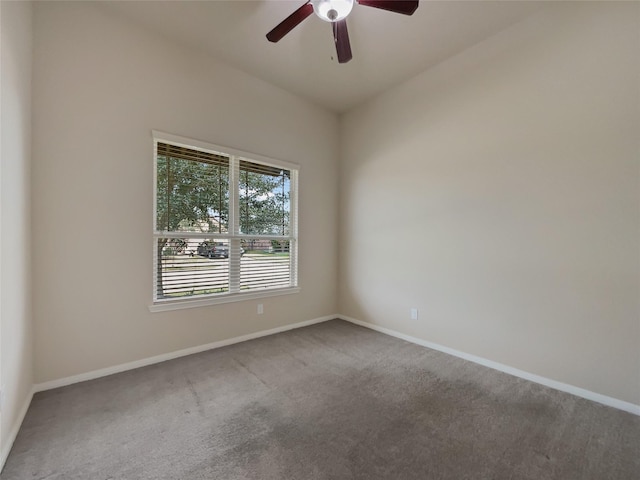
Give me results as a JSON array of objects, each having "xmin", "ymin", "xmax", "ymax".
[
  {"xmin": 266, "ymin": 2, "xmax": 314, "ymax": 43},
  {"xmin": 332, "ymin": 19, "xmax": 352, "ymax": 64},
  {"xmin": 357, "ymin": 0, "xmax": 419, "ymax": 16}
]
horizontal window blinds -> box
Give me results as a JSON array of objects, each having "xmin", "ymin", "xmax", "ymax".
[
  {"xmin": 239, "ymin": 159, "xmax": 290, "ymax": 178},
  {"xmin": 157, "ymin": 142, "xmax": 229, "ymax": 167},
  {"xmin": 153, "ymin": 136, "xmax": 298, "ymax": 304}
]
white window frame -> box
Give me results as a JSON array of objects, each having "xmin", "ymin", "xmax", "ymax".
[{"xmin": 149, "ymin": 131, "xmax": 300, "ymax": 312}]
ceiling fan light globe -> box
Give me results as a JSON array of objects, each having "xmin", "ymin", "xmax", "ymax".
[{"xmin": 312, "ymin": 0, "xmax": 354, "ymax": 22}]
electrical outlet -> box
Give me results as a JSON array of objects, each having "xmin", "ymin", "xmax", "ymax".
[
  {"xmin": 257, "ymin": 304, "xmax": 264, "ymax": 315},
  {"xmin": 410, "ymin": 308, "xmax": 419, "ymax": 320}
]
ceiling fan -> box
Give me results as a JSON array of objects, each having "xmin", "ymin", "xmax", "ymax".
[{"xmin": 266, "ymin": 0, "xmax": 419, "ymax": 64}]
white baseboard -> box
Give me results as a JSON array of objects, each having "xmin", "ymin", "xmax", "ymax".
[
  {"xmin": 1, "ymin": 386, "xmax": 35, "ymax": 473},
  {"xmin": 34, "ymin": 315, "xmax": 336, "ymax": 393},
  {"xmin": 339, "ymin": 315, "xmax": 640, "ymax": 416},
  {"xmin": 24, "ymin": 312, "xmax": 640, "ymax": 427}
]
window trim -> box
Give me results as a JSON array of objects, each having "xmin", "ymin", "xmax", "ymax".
[
  {"xmin": 148, "ymin": 286, "xmax": 301, "ymax": 313},
  {"xmin": 149, "ymin": 131, "xmax": 300, "ymax": 312}
]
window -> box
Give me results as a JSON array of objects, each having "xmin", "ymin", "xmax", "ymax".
[{"xmin": 151, "ymin": 131, "xmax": 299, "ymax": 311}]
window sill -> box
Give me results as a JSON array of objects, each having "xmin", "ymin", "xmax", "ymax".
[{"xmin": 148, "ymin": 287, "xmax": 300, "ymax": 313}]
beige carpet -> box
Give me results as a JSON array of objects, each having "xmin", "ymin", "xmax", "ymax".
[{"xmin": 2, "ymin": 320, "xmax": 639, "ymax": 479}]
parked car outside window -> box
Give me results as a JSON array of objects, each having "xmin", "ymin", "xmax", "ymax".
[{"xmin": 197, "ymin": 241, "xmax": 244, "ymax": 259}]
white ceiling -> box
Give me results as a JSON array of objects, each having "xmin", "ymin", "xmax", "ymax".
[{"xmin": 101, "ymin": 0, "xmax": 545, "ymax": 113}]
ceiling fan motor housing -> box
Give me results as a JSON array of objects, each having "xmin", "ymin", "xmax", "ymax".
[{"xmin": 312, "ymin": 0, "xmax": 354, "ymax": 22}]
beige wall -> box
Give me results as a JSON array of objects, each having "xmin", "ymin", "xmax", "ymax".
[
  {"xmin": 32, "ymin": 2, "xmax": 339, "ymax": 383},
  {"xmin": 339, "ymin": 2, "xmax": 640, "ymax": 405},
  {"xmin": 1, "ymin": 0, "xmax": 34, "ymax": 461}
]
